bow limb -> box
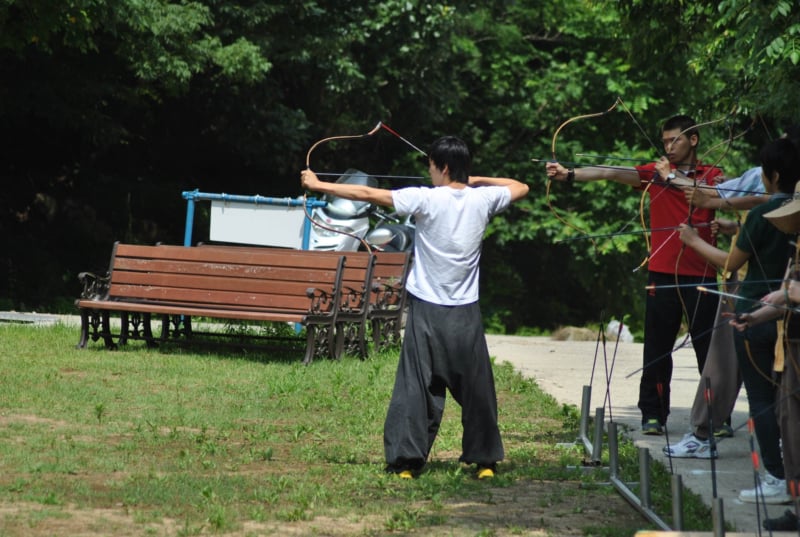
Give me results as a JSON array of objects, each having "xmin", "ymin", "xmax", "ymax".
[
  {"xmin": 550, "ymin": 97, "xmax": 622, "ymax": 160},
  {"xmin": 547, "ymin": 98, "xmax": 623, "ymax": 248},
  {"xmin": 633, "ymin": 180, "xmax": 654, "ymax": 272},
  {"xmin": 720, "ymin": 218, "xmax": 742, "ymax": 297},
  {"xmin": 303, "ymin": 122, "xmax": 384, "ymax": 252},
  {"xmin": 305, "ymin": 121, "xmax": 383, "ymax": 169},
  {"xmin": 697, "ymin": 113, "xmax": 757, "ymax": 169}
]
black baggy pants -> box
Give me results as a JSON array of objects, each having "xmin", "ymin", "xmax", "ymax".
[{"xmin": 384, "ymin": 295, "xmax": 504, "ymax": 471}]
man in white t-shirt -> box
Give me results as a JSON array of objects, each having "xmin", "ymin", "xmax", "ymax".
[{"xmin": 301, "ymin": 136, "xmax": 529, "ymax": 479}]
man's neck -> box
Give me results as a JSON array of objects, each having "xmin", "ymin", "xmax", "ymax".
[{"xmin": 676, "ymin": 153, "xmax": 698, "ymax": 173}]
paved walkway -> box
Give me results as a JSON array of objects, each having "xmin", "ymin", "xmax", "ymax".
[{"xmin": 486, "ymin": 334, "xmax": 794, "ymax": 535}]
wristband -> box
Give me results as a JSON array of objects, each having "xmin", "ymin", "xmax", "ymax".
[{"xmin": 566, "ymin": 168, "xmax": 575, "ymax": 183}]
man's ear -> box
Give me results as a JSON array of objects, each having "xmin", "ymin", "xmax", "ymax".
[{"xmin": 689, "ymin": 133, "xmax": 699, "ymax": 149}]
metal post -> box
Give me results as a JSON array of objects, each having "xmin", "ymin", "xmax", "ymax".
[
  {"xmin": 671, "ymin": 474, "xmax": 684, "ymax": 530},
  {"xmin": 579, "ymin": 385, "xmax": 593, "ymax": 455},
  {"xmin": 712, "ymin": 498, "xmax": 725, "ymax": 537},
  {"xmin": 591, "ymin": 406, "xmax": 604, "ymax": 463},
  {"xmin": 579, "ymin": 386, "xmax": 591, "ymax": 436},
  {"xmin": 606, "ymin": 424, "xmax": 671, "ymax": 530},
  {"xmin": 608, "ymin": 421, "xmax": 619, "ymax": 480},
  {"xmin": 639, "ymin": 447, "xmax": 651, "ymax": 509},
  {"xmin": 183, "ymin": 189, "xmax": 198, "ymax": 246},
  {"xmin": 302, "ymin": 197, "xmax": 314, "ymax": 250}
]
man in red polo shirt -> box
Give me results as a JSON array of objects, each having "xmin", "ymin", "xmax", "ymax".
[{"xmin": 546, "ymin": 115, "xmax": 722, "ymax": 434}]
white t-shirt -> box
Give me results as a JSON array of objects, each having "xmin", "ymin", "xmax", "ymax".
[{"xmin": 391, "ymin": 185, "xmax": 511, "ymax": 306}]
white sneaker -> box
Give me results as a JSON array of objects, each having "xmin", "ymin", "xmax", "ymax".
[
  {"xmin": 739, "ymin": 473, "xmax": 791, "ymax": 504},
  {"xmin": 662, "ymin": 433, "xmax": 717, "ymax": 459}
]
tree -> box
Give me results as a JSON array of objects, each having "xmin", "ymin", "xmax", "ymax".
[{"xmin": 1, "ymin": 0, "xmax": 791, "ymax": 336}]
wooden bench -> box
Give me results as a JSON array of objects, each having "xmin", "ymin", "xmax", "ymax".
[
  {"xmin": 368, "ymin": 251, "xmax": 411, "ymax": 352},
  {"xmin": 196, "ymin": 244, "xmax": 377, "ymax": 359},
  {"xmin": 74, "ymin": 242, "xmax": 345, "ymax": 364}
]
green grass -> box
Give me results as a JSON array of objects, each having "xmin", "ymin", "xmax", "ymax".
[{"xmin": 0, "ymin": 322, "xmax": 712, "ymax": 536}]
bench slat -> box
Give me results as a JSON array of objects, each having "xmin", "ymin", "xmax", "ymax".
[
  {"xmin": 120, "ymin": 243, "xmax": 341, "ymax": 270},
  {"xmin": 106, "ymin": 284, "xmax": 321, "ymax": 312},
  {"xmin": 113, "ymin": 257, "xmax": 341, "ymax": 283},
  {"xmin": 111, "ymin": 271, "xmax": 330, "ymax": 297},
  {"xmin": 76, "ymin": 299, "xmax": 306, "ymax": 322}
]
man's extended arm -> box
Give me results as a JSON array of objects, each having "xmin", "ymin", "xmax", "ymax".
[
  {"xmin": 469, "ymin": 176, "xmax": 530, "ymax": 201},
  {"xmin": 545, "ymin": 162, "xmax": 641, "ymax": 186},
  {"xmin": 678, "ymin": 223, "xmax": 750, "ymax": 271},
  {"xmin": 301, "ymin": 170, "xmax": 395, "ymax": 207},
  {"xmin": 684, "ymin": 189, "xmax": 766, "ymax": 210}
]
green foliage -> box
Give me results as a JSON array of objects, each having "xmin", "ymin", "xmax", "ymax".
[{"xmin": 1, "ymin": 0, "xmax": 797, "ymax": 334}]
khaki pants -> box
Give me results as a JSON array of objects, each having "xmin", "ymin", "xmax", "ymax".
[{"xmin": 690, "ymin": 296, "xmax": 741, "ymax": 437}]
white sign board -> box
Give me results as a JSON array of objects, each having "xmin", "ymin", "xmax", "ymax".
[{"xmin": 209, "ymin": 200, "xmax": 306, "ymax": 248}]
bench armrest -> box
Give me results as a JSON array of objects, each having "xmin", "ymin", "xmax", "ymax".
[
  {"xmin": 77, "ymin": 271, "xmax": 111, "ymax": 300},
  {"xmin": 339, "ymin": 285, "xmax": 368, "ymax": 312},
  {"xmin": 306, "ymin": 287, "xmax": 335, "ymax": 315},
  {"xmin": 371, "ymin": 281, "xmax": 404, "ymax": 310}
]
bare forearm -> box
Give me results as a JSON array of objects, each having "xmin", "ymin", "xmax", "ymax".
[
  {"xmin": 573, "ymin": 166, "xmax": 641, "ymax": 186},
  {"xmin": 469, "ymin": 176, "xmax": 516, "ymax": 187},
  {"xmin": 740, "ymin": 303, "xmax": 785, "ymax": 327},
  {"xmin": 712, "ymin": 195, "xmax": 767, "ymax": 211},
  {"xmin": 302, "ymin": 170, "xmax": 395, "ymax": 207},
  {"xmin": 469, "ymin": 176, "xmax": 530, "ymax": 201},
  {"xmin": 546, "ymin": 162, "xmax": 641, "ymax": 186},
  {"xmin": 683, "ymin": 237, "xmax": 730, "ymax": 268},
  {"xmin": 319, "ymin": 183, "xmax": 393, "ymax": 207}
]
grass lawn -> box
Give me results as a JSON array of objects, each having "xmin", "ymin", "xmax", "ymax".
[{"xmin": 0, "ymin": 322, "xmax": 710, "ymax": 536}]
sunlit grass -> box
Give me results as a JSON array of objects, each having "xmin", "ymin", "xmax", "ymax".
[{"xmin": 0, "ymin": 322, "xmax": 711, "ymax": 535}]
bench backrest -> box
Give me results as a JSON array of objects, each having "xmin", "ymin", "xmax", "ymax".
[
  {"xmin": 195, "ymin": 244, "xmax": 375, "ymax": 314},
  {"xmin": 106, "ymin": 243, "xmax": 345, "ymax": 314},
  {"xmin": 369, "ymin": 251, "xmax": 411, "ymax": 310}
]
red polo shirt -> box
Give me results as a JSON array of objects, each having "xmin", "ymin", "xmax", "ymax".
[{"xmin": 634, "ymin": 162, "xmax": 722, "ymax": 277}]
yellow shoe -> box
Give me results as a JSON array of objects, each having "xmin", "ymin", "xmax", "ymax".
[
  {"xmin": 397, "ymin": 470, "xmax": 413, "ymax": 479},
  {"xmin": 477, "ymin": 467, "xmax": 495, "ymax": 480}
]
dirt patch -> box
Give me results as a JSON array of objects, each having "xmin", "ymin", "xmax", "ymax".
[{"xmin": 0, "ymin": 477, "xmax": 646, "ymax": 537}]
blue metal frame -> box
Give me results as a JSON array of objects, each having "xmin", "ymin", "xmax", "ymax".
[{"xmin": 181, "ymin": 190, "xmax": 326, "ymax": 249}]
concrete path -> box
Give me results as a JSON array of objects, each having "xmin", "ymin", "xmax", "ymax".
[{"xmin": 486, "ymin": 334, "xmax": 795, "ymax": 535}]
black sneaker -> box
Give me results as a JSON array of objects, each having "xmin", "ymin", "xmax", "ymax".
[
  {"xmin": 642, "ymin": 418, "xmax": 663, "ymax": 435},
  {"xmin": 713, "ymin": 424, "xmax": 734, "ymax": 438},
  {"xmin": 763, "ymin": 509, "xmax": 799, "ymax": 531}
]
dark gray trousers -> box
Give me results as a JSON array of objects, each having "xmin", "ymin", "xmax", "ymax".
[{"xmin": 383, "ymin": 295, "xmax": 504, "ymax": 471}]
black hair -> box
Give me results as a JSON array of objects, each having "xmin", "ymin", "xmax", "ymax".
[
  {"xmin": 428, "ymin": 136, "xmax": 471, "ymax": 184},
  {"xmin": 783, "ymin": 124, "xmax": 800, "ymax": 147},
  {"xmin": 760, "ymin": 138, "xmax": 800, "ymax": 194},
  {"xmin": 662, "ymin": 115, "xmax": 699, "ymax": 141}
]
